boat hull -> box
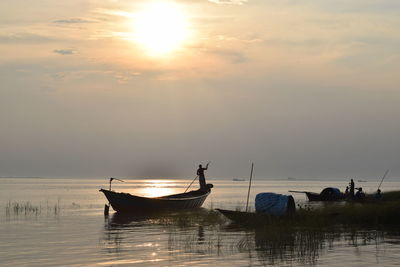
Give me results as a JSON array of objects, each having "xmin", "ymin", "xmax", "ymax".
[
  {"xmin": 305, "ymin": 192, "xmax": 345, "ymax": 202},
  {"xmin": 216, "ymin": 209, "xmax": 292, "ymax": 225},
  {"xmin": 100, "ymin": 189, "xmax": 210, "ymax": 213},
  {"xmin": 216, "ymin": 209, "xmax": 261, "ymax": 223}
]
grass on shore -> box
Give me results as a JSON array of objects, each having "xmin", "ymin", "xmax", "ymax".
[{"xmin": 152, "ymin": 190, "xmax": 400, "ymax": 229}]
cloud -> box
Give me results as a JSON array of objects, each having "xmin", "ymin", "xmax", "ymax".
[
  {"xmin": 208, "ymin": 0, "xmax": 248, "ymax": 4},
  {"xmin": 92, "ymin": 8, "xmax": 134, "ymax": 18},
  {"xmin": 311, "ymin": 0, "xmax": 400, "ymax": 14},
  {"xmin": 53, "ymin": 49, "xmax": 75, "ymax": 55},
  {"xmin": 53, "ymin": 18, "xmax": 95, "ymax": 24},
  {"xmin": 205, "ymin": 48, "xmax": 247, "ymax": 63},
  {"xmin": 0, "ymin": 32, "xmax": 52, "ymax": 43}
]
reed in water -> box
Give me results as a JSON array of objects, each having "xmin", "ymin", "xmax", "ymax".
[
  {"xmin": 152, "ymin": 190, "xmax": 400, "ymax": 229},
  {"xmin": 5, "ymin": 200, "xmax": 61, "ymax": 216}
]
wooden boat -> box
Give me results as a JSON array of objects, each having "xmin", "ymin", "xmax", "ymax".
[
  {"xmin": 216, "ymin": 208, "xmax": 295, "ymax": 225},
  {"xmin": 217, "ymin": 193, "xmax": 296, "ymax": 224},
  {"xmin": 100, "ymin": 187, "xmax": 211, "ymax": 213},
  {"xmin": 290, "ymin": 187, "xmax": 346, "ymax": 202},
  {"xmin": 216, "ymin": 209, "xmax": 264, "ymax": 224}
]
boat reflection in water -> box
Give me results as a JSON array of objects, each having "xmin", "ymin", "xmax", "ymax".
[{"xmin": 101, "ymin": 209, "xmax": 392, "ymax": 266}]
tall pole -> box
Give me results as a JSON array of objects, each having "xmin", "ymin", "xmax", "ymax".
[
  {"xmin": 377, "ymin": 170, "xmax": 389, "ymax": 191},
  {"xmin": 184, "ymin": 176, "xmax": 198, "ymax": 193},
  {"xmin": 245, "ymin": 162, "xmax": 254, "ymax": 212}
]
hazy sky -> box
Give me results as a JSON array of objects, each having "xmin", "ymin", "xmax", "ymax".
[{"xmin": 1, "ymin": 0, "xmax": 399, "ymax": 180}]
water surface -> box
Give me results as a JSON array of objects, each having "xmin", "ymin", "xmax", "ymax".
[{"xmin": 1, "ymin": 178, "xmax": 399, "ymax": 266}]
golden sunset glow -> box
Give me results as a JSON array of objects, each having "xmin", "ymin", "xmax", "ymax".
[
  {"xmin": 141, "ymin": 181, "xmax": 178, "ymax": 197},
  {"xmin": 133, "ymin": 1, "xmax": 191, "ymax": 56}
]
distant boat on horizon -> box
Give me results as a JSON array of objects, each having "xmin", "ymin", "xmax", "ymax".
[{"xmin": 232, "ymin": 178, "xmax": 245, "ymax": 181}]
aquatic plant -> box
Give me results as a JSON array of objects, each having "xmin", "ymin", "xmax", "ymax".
[
  {"xmin": 5, "ymin": 200, "xmax": 61, "ymax": 216},
  {"xmin": 295, "ymin": 199, "xmax": 400, "ymax": 227},
  {"xmin": 5, "ymin": 201, "xmax": 40, "ymax": 216},
  {"xmin": 158, "ymin": 209, "xmax": 225, "ymax": 227},
  {"xmin": 159, "ymin": 215, "xmax": 388, "ymax": 267},
  {"xmin": 104, "ymin": 204, "xmax": 395, "ymax": 267}
]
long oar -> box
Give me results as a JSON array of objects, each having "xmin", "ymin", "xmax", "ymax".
[
  {"xmin": 377, "ymin": 170, "xmax": 389, "ymax": 191},
  {"xmin": 184, "ymin": 175, "xmax": 199, "ymax": 193},
  {"xmin": 245, "ymin": 162, "xmax": 254, "ymax": 212}
]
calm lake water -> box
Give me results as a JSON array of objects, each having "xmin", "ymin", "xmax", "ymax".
[{"xmin": 1, "ymin": 177, "xmax": 400, "ymax": 266}]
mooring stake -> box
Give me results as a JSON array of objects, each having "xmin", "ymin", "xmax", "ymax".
[{"xmin": 104, "ymin": 204, "xmax": 110, "ymax": 216}]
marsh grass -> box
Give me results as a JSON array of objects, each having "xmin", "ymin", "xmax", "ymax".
[
  {"xmin": 214, "ymin": 192, "xmax": 400, "ymax": 229},
  {"xmin": 5, "ymin": 200, "xmax": 61, "ymax": 216},
  {"xmin": 104, "ymin": 191, "xmax": 400, "ymax": 267},
  {"xmin": 5, "ymin": 201, "xmax": 40, "ymax": 216},
  {"xmin": 161, "ymin": 213, "xmax": 388, "ymax": 267},
  {"xmin": 106, "ymin": 203, "xmax": 397, "ymax": 266},
  {"xmin": 377, "ymin": 190, "xmax": 400, "ymax": 201},
  {"xmin": 157, "ymin": 208, "xmax": 225, "ymax": 228},
  {"xmin": 115, "ymin": 197, "xmax": 400, "ymax": 231},
  {"xmin": 295, "ymin": 199, "xmax": 400, "ymax": 227}
]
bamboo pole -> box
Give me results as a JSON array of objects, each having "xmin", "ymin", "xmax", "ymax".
[
  {"xmin": 184, "ymin": 176, "xmax": 199, "ymax": 193},
  {"xmin": 377, "ymin": 170, "xmax": 389, "ymax": 191},
  {"xmin": 245, "ymin": 162, "xmax": 254, "ymax": 212}
]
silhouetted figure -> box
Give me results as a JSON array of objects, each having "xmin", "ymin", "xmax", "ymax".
[
  {"xmin": 355, "ymin": 187, "xmax": 365, "ymax": 200},
  {"xmin": 345, "ymin": 186, "xmax": 349, "ymax": 196},
  {"xmin": 375, "ymin": 189, "xmax": 383, "ymax": 200},
  {"xmin": 349, "ymin": 179, "xmax": 355, "ymax": 198},
  {"xmin": 197, "ymin": 163, "xmax": 209, "ymax": 191}
]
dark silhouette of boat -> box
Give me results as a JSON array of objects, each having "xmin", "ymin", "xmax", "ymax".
[
  {"xmin": 290, "ymin": 187, "xmax": 345, "ymax": 201},
  {"xmin": 217, "ymin": 193, "xmax": 296, "ymax": 224},
  {"xmin": 216, "ymin": 209, "xmax": 263, "ymax": 224},
  {"xmin": 100, "ymin": 187, "xmax": 211, "ymax": 213},
  {"xmin": 216, "ymin": 208, "xmax": 295, "ymax": 225}
]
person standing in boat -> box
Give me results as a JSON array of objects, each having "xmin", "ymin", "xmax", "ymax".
[
  {"xmin": 349, "ymin": 179, "xmax": 355, "ymax": 198},
  {"xmin": 197, "ymin": 163, "xmax": 209, "ymax": 191}
]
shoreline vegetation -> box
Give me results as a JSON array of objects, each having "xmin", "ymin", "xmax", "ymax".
[
  {"xmin": 105, "ymin": 190, "xmax": 400, "ymax": 229},
  {"xmin": 158, "ymin": 190, "xmax": 400, "ymax": 229},
  {"xmin": 5, "ymin": 190, "xmax": 400, "ymax": 227},
  {"xmin": 106, "ymin": 193, "xmax": 400, "ymax": 266},
  {"xmin": 5, "ymin": 191, "xmax": 399, "ymax": 266}
]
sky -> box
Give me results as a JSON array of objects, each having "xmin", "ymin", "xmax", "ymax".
[{"xmin": 1, "ymin": 0, "xmax": 400, "ymax": 180}]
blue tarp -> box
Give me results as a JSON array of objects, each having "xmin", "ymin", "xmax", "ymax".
[{"xmin": 255, "ymin": 192, "xmax": 295, "ymax": 216}]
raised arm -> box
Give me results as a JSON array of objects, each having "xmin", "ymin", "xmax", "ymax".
[{"xmin": 205, "ymin": 162, "xmax": 210, "ymax": 170}]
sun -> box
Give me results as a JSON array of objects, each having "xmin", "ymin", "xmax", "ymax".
[{"xmin": 133, "ymin": 1, "xmax": 191, "ymax": 56}]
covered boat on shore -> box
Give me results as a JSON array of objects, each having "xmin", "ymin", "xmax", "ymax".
[
  {"xmin": 217, "ymin": 192, "xmax": 296, "ymax": 224},
  {"xmin": 290, "ymin": 187, "xmax": 345, "ymax": 201},
  {"xmin": 100, "ymin": 187, "xmax": 212, "ymax": 213}
]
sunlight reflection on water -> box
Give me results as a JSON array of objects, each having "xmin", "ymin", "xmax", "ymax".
[{"xmin": 1, "ymin": 178, "xmax": 400, "ymax": 266}]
